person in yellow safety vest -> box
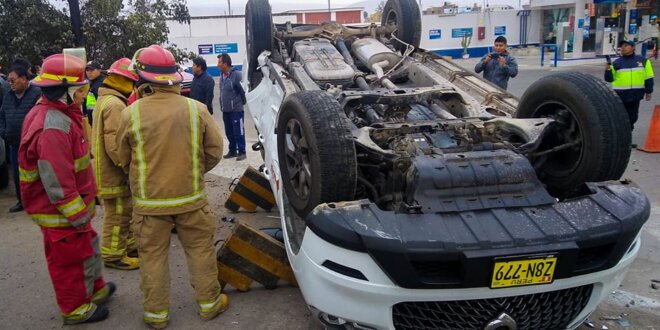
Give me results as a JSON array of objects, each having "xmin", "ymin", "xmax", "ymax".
[
  {"xmin": 84, "ymin": 61, "xmax": 105, "ymax": 125},
  {"xmin": 117, "ymin": 45, "xmax": 227, "ymax": 329},
  {"xmin": 605, "ymin": 39, "xmax": 655, "ymax": 135},
  {"xmin": 92, "ymin": 58, "xmax": 140, "ymax": 270}
]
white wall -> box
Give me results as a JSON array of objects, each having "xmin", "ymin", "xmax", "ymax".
[
  {"xmin": 167, "ymin": 10, "xmax": 543, "ymax": 68},
  {"xmin": 167, "ymin": 15, "xmax": 297, "ymax": 70},
  {"xmin": 420, "ymin": 10, "xmax": 542, "ymax": 52}
]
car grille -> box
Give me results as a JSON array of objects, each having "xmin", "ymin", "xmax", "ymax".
[
  {"xmin": 392, "ymin": 285, "xmax": 593, "ymax": 330},
  {"xmin": 181, "ymin": 81, "xmax": 192, "ymax": 89}
]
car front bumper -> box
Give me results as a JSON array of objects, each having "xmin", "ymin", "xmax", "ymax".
[{"xmin": 291, "ymin": 228, "xmax": 640, "ymax": 330}]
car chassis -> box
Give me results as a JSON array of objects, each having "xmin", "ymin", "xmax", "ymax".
[{"xmin": 242, "ymin": 0, "xmax": 650, "ymax": 329}]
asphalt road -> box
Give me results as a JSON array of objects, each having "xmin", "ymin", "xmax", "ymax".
[{"xmin": 0, "ymin": 58, "xmax": 658, "ymax": 329}]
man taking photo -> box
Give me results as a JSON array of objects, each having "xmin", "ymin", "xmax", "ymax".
[{"xmin": 475, "ymin": 36, "xmax": 519, "ymax": 90}]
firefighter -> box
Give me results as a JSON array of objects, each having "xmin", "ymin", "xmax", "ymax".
[
  {"xmin": 92, "ymin": 58, "xmax": 140, "ymax": 270},
  {"xmin": 117, "ymin": 45, "xmax": 226, "ymax": 329},
  {"xmin": 19, "ymin": 53, "xmax": 116, "ymax": 325}
]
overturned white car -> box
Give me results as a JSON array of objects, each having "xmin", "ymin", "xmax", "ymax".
[{"xmin": 242, "ymin": 0, "xmax": 650, "ymax": 329}]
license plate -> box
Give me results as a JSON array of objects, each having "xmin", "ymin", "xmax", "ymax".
[{"xmin": 490, "ymin": 255, "xmax": 557, "ymax": 289}]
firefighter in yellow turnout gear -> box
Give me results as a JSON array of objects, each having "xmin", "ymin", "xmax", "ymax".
[
  {"xmin": 92, "ymin": 58, "xmax": 140, "ymax": 270},
  {"xmin": 117, "ymin": 45, "xmax": 227, "ymax": 329}
]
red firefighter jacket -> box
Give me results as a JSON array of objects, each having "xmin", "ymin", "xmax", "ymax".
[{"xmin": 19, "ymin": 97, "xmax": 97, "ymax": 227}]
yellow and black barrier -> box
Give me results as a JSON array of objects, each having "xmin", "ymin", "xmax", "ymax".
[
  {"xmin": 224, "ymin": 166, "xmax": 275, "ymax": 213},
  {"xmin": 216, "ymin": 222, "xmax": 296, "ymax": 291}
]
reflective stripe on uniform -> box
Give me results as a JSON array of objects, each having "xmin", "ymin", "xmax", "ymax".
[
  {"xmin": 130, "ymin": 103, "xmax": 148, "ymax": 198},
  {"xmin": 612, "ymin": 85, "xmax": 646, "ymax": 90},
  {"xmin": 31, "ymin": 200, "xmax": 95, "ymax": 227},
  {"xmin": 198, "ymin": 293, "xmax": 222, "ymax": 313},
  {"xmin": 38, "ymin": 160, "xmax": 65, "ymax": 203},
  {"xmin": 116, "ymin": 196, "xmax": 124, "ymax": 215},
  {"xmin": 99, "ymin": 186, "xmax": 130, "ymax": 196},
  {"xmin": 187, "ymin": 99, "xmax": 201, "ymax": 192},
  {"xmin": 74, "ymin": 154, "xmax": 90, "ymax": 172},
  {"xmin": 93, "ymin": 97, "xmax": 115, "ymax": 190},
  {"xmin": 144, "ymin": 310, "xmax": 169, "ymax": 323},
  {"xmin": 19, "ymin": 167, "xmax": 39, "ymax": 183},
  {"xmin": 101, "ymin": 225, "xmax": 124, "ymax": 257},
  {"xmin": 134, "ymin": 191, "xmax": 207, "ymax": 208},
  {"xmin": 58, "ymin": 196, "xmax": 87, "ymax": 218}
]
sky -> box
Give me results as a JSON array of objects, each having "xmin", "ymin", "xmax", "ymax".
[{"xmin": 185, "ymin": 0, "xmax": 525, "ymax": 16}]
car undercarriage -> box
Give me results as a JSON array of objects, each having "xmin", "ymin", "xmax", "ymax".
[{"xmin": 242, "ymin": 0, "xmax": 650, "ymax": 329}]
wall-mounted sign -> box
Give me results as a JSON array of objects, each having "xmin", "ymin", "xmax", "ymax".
[
  {"xmin": 494, "ymin": 26, "xmax": 506, "ymax": 36},
  {"xmin": 452, "ymin": 28, "xmax": 473, "ymax": 38},
  {"xmin": 429, "ymin": 29, "xmax": 441, "ymax": 40},
  {"xmin": 198, "ymin": 44, "xmax": 213, "ymax": 55},
  {"xmin": 214, "ymin": 43, "xmax": 238, "ymax": 54}
]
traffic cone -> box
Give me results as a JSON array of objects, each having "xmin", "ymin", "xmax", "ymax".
[{"xmin": 638, "ymin": 105, "xmax": 660, "ymax": 153}]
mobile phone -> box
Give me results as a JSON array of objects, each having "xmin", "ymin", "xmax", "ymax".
[
  {"xmin": 605, "ymin": 55, "xmax": 612, "ymax": 65},
  {"xmin": 490, "ymin": 53, "xmax": 499, "ymax": 59}
]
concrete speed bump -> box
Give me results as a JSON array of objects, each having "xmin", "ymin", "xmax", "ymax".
[
  {"xmin": 224, "ymin": 166, "xmax": 275, "ymax": 213},
  {"xmin": 216, "ymin": 222, "xmax": 296, "ymax": 292}
]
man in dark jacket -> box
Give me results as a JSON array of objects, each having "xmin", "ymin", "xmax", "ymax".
[
  {"xmin": 85, "ymin": 61, "xmax": 105, "ymax": 124},
  {"xmin": 605, "ymin": 39, "xmax": 654, "ymax": 132},
  {"xmin": 190, "ymin": 57, "xmax": 215, "ymax": 114},
  {"xmin": 217, "ymin": 54, "xmax": 247, "ymax": 161},
  {"xmin": 475, "ymin": 36, "xmax": 519, "ymax": 90},
  {"xmin": 0, "ymin": 64, "xmax": 41, "ymax": 212}
]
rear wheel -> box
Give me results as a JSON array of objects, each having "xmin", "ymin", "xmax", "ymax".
[
  {"xmin": 277, "ymin": 91, "xmax": 357, "ymax": 218},
  {"xmin": 245, "ymin": 0, "xmax": 273, "ymax": 90},
  {"xmin": 517, "ymin": 72, "xmax": 631, "ymax": 196},
  {"xmin": 381, "ymin": 0, "xmax": 422, "ymax": 51}
]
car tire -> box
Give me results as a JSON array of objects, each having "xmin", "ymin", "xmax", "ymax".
[
  {"xmin": 277, "ymin": 91, "xmax": 357, "ymax": 218},
  {"xmin": 381, "ymin": 0, "xmax": 422, "ymax": 51},
  {"xmin": 516, "ymin": 72, "xmax": 631, "ymax": 196},
  {"xmin": 0, "ymin": 162, "xmax": 8, "ymax": 190},
  {"xmin": 245, "ymin": 0, "xmax": 273, "ymax": 90}
]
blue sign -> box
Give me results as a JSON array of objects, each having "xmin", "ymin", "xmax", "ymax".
[
  {"xmin": 452, "ymin": 28, "xmax": 473, "ymax": 38},
  {"xmin": 214, "ymin": 43, "xmax": 238, "ymax": 54},
  {"xmin": 198, "ymin": 44, "xmax": 213, "ymax": 55},
  {"xmin": 593, "ymin": 0, "xmax": 624, "ymax": 3},
  {"xmin": 429, "ymin": 29, "xmax": 441, "ymax": 40},
  {"xmin": 494, "ymin": 26, "xmax": 506, "ymax": 36}
]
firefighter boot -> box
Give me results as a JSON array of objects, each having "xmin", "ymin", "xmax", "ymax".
[
  {"xmin": 104, "ymin": 255, "xmax": 140, "ymax": 270},
  {"xmin": 199, "ymin": 294, "xmax": 229, "ymax": 321},
  {"xmin": 92, "ymin": 282, "xmax": 117, "ymax": 305},
  {"xmin": 62, "ymin": 304, "xmax": 109, "ymax": 325}
]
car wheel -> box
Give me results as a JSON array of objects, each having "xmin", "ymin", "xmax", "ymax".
[
  {"xmin": 245, "ymin": 0, "xmax": 273, "ymax": 90},
  {"xmin": 381, "ymin": 0, "xmax": 422, "ymax": 51},
  {"xmin": 0, "ymin": 162, "xmax": 8, "ymax": 189},
  {"xmin": 516, "ymin": 72, "xmax": 631, "ymax": 196},
  {"xmin": 277, "ymin": 91, "xmax": 357, "ymax": 218}
]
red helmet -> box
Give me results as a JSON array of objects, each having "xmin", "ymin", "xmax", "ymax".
[
  {"xmin": 131, "ymin": 45, "xmax": 182, "ymax": 85},
  {"xmin": 107, "ymin": 57, "xmax": 138, "ymax": 82},
  {"xmin": 33, "ymin": 54, "xmax": 88, "ymax": 87}
]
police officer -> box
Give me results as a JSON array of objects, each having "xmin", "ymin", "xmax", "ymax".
[{"xmin": 605, "ymin": 39, "xmax": 655, "ymax": 132}]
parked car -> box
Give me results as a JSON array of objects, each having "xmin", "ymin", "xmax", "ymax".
[
  {"xmin": 243, "ymin": 0, "xmax": 650, "ymax": 329},
  {"xmin": 180, "ymin": 68, "xmax": 194, "ymax": 96}
]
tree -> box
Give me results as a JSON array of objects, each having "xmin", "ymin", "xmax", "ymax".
[
  {"xmin": 0, "ymin": 0, "xmax": 195, "ymax": 70},
  {"xmin": 82, "ymin": 0, "xmax": 195, "ymax": 67},
  {"xmin": 0, "ymin": 0, "xmax": 74, "ymax": 67},
  {"xmin": 369, "ymin": 1, "xmax": 385, "ymax": 23}
]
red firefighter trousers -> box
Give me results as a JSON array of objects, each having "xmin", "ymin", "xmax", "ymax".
[{"xmin": 41, "ymin": 225, "xmax": 106, "ymax": 315}]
